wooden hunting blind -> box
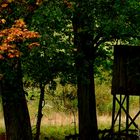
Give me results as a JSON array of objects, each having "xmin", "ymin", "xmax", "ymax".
[
  {"xmin": 112, "ymin": 45, "xmax": 140, "ymax": 95},
  {"xmin": 111, "ymin": 45, "xmax": 140, "ymax": 139}
]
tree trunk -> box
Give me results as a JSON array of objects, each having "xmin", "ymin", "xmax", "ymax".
[
  {"xmin": 72, "ymin": 2, "xmax": 99, "ymax": 139},
  {"xmin": 77, "ymin": 59, "xmax": 98, "ymax": 140},
  {"xmin": 0, "ymin": 59, "xmax": 32, "ymax": 140},
  {"xmin": 34, "ymin": 83, "xmax": 45, "ymax": 140}
]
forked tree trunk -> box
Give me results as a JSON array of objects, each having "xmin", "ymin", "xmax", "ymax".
[{"xmin": 0, "ymin": 59, "xmax": 32, "ymax": 140}]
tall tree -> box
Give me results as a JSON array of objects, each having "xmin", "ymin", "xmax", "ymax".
[
  {"xmin": 0, "ymin": 19, "xmax": 40, "ymax": 140},
  {"xmin": 72, "ymin": 1, "xmax": 98, "ymax": 139},
  {"xmin": 71, "ymin": 0, "xmax": 140, "ymax": 139},
  {"xmin": 22, "ymin": 1, "xmax": 74, "ymax": 139},
  {"xmin": 0, "ymin": 1, "xmax": 42, "ymax": 139}
]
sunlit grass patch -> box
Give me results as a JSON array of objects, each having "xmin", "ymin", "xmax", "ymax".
[{"xmin": 32, "ymin": 125, "xmax": 78, "ymax": 140}]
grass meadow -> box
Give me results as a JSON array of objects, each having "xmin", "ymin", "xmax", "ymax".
[{"xmin": 0, "ymin": 81, "xmax": 140, "ymax": 139}]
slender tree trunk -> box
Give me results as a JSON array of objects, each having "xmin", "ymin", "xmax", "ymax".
[
  {"xmin": 0, "ymin": 59, "xmax": 32, "ymax": 140},
  {"xmin": 34, "ymin": 83, "xmax": 45, "ymax": 140}
]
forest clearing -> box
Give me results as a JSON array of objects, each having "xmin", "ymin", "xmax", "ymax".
[
  {"xmin": 0, "ymin": 82, "xmax": 139, "ymax": 139},
  {"xmin": 0, "ymin": 0, "xmax": 140, "ymax": 140}
]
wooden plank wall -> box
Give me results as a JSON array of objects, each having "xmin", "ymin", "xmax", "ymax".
[{"xmin": 111, "ymin": 45, "xmax": 140, "ymax": 95}]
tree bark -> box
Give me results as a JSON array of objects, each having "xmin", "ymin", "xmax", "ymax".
[
  {"xmin": 72, "ymin": 1, "xmax": 99, "ymax": 139},
  {"xmin": 0, "ymin": 59, "xmax": 32, "ymax": 140},
  {"xmin": 77, "ymin": 59, "xmax": 98, "ymax": 140}
]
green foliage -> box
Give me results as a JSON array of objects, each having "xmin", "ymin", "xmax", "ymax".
[
  {"xmin": 46, "ymin": 80, "xmax": 78, "ymax": 112},
  {"xmin": 20, "ymin": 0, "xmax": 140, "ymax": 89},
  {"xmin": 21, "ymin": 0, "xmax": 76, "ymax": 87},
  {"xmin": 95, "ymin": 80, "xmax": 112, "ymax": 115},
  {"xmin": 95, "ymin": 0, "xmax": 140, "ymax": 40}
]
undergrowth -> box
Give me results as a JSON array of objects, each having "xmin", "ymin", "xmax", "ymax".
[{"xmin": 0, "ymin": 80, "xmax": 140, "ymax": 139}]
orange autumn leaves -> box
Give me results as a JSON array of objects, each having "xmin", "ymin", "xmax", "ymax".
[{"xmin": 0, "ymin": 19, "xmax": 40, "ymax": 59}]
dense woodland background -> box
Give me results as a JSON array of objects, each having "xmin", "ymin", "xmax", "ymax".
[{"xmin": 0, "ymin": 0, "xmax": 140, "ymax": 140}]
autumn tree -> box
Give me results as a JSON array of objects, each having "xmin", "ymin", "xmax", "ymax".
[{"xmin": 0, "ymin": 19, "xmax": 40, "ymax": 140}]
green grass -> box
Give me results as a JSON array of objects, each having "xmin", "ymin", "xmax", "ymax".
[{"xmin": 35, "ymin": 125, "xmax": 78, "ymax": 140}]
